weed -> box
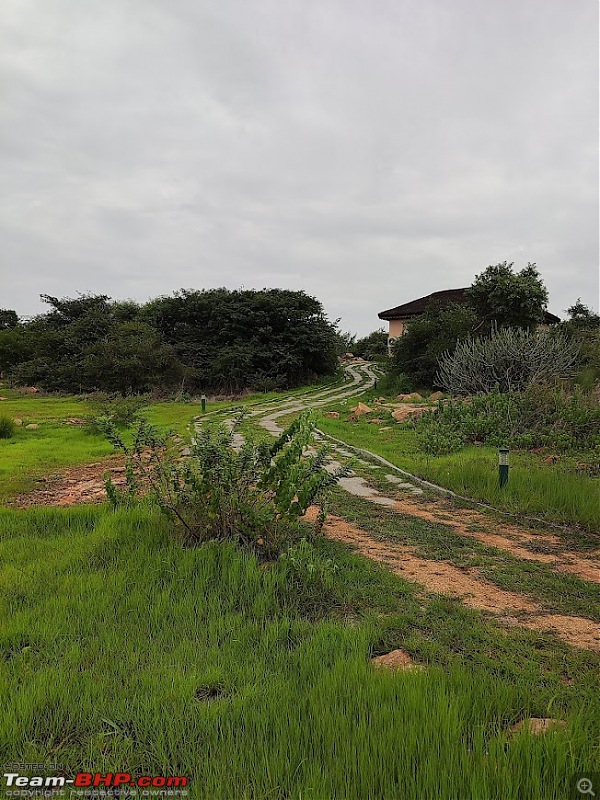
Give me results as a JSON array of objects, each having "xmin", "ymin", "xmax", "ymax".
[{"xmin": 0, "ymin": 416, "xmax": 15, "ymax": 439}]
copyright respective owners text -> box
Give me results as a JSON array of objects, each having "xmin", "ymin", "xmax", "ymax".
[{"xmin": 2, "ymin": 765, "xmax": 189, "ymax": 797}]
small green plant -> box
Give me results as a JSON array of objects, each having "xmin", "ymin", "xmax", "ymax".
[
  {"xmin": 86, "ymin": 395, "xmax": 147, "ymax": 434},
  {"xmin": 279, "ymin": 538, "xmax": 339, "ymax": 618},
  {"xmin": 103, "ymin": 411, "xmax": 348, "ymax": 555},
  {"xmin": 0, "ymin": 416, "xmax": 15, "ymax": 439}
]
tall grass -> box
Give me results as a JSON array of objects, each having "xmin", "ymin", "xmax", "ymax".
[
  {"xmin": 317, "ymin": 414, "xmax": 600, "ymax": 531},
  {"xmin": 0, "ymin": 505, "xmax": 597, "ymax": 798},
  {"xmin": 422, "ymin": 450, "xmax": 600, "ymax": 530}
]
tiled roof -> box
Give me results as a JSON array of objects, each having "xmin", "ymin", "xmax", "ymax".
[{"xmin": 378, "ymin": 288, "xmax": 560, "ymax": 324}]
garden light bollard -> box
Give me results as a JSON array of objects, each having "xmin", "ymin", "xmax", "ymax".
[
  {"xmin": 201, "ymin": 394, "xmax": 207, "ymax": 413},
  {"xmin": 499, "ymin": 447, "xmax": 509, "ymax": 488}
]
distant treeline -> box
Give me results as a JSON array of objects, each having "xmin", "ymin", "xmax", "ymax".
[{"xmin": 0, "ymin": 289, "xmax": 340, "ymax": 394}]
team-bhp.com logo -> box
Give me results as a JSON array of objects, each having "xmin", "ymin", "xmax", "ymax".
[{"xmin": 3, "ymin": 771, "xmax": 188, "ymax": 794}]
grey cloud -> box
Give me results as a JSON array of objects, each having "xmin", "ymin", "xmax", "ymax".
[{"xmin": 0, "ymin": 0, "xmax": 597, "ymax": 335}]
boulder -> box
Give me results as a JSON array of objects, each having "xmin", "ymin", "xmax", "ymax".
[
  {"xmin": 25, "ymin": 423, "xmax": 39, "ymax": 430},
  {"xmin": 23, "ymin": 387, "xmax": 39, "ymax": 394},
  {"xmin": 428, "ymin": 391, "xmax": 445, "ymax": 401},
  {"xmin": 13, "ymin": 418, "xmax": 23, "ymax": 426},
  {"xmin": 371, "ymin": 649, "xmax": 424, "ymax": 672},
  {"xmin": 391, "ymin": 406, "xmax": 430, "ymax": 423},
  {"xmin": 353, "ymin": 402, "xmax": 373, "ymax": 416},
  {"xmin": 397, "ymin": 392, "xmax": 423, "ymax": 402},
  {"xmin": 368, "ymin": 418, "xmax": 384, "ymax": 425},
  {"xmin": 324, "ymin": 411, "xmax": 340, "ymax": 419}
]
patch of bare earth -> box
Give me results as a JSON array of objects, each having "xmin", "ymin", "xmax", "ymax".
[
  {"xmin": 392, "ymin": 497, "xmax": 600, "ymax": 585},
  {"xmin": 13, "ymin": 457, "xmax": 127, "ymax": 507},
  {"xmin": 304, "ymin": 508, "xmax": 600, "ymax": 652}
]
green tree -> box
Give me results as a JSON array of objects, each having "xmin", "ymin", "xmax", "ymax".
[
  {"xmin": 352, "ymin": 329, "xmax": 388, "ymax": 360},
  {"xmin": 389, "ymin": 304, "xmax": 478, "ymax": 389},
  {"xmin": 85, "ymin": 322, "xmax": 182, "ymax": 395},
  {"xmin": 0, "ymin": 309, "xmax": 19, "ymax": 331},
  {"xmin": 466, "ymin": 262, "xmax": 549, "ymax": 329}
]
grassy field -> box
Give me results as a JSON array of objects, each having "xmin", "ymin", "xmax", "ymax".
[
  {"xmin": 0, "ymin": 503, "xmax": 598, "ymax": 799},
  {"xmin": 315, "ymin": 404, "xmax": 600, "ymax": 532}
]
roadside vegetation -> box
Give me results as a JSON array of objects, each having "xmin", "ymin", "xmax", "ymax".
[
  {"xmin": 317, "ymin": 403, "xmax": 600, "ymax": 532},
  {"xmin": 325, "ymin": 264, "xmax": 600, "ymax": 532}
]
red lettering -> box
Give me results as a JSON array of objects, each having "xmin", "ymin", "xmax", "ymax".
[
  {"xmin": 93, "ymin": 773, "xmax": 113, "ymax": 787},
  {"xmin": 113, "ymin": 773, "xmax": 131, "ymax": 787},
  {"xmin": 167, "ymin": 777, "xmax": 188, "ymax": 787},
  {"xmin": 138, "ymin": 776, "xmax": 151, "ymax": 787},
  {"xmin": 152, "ymin": 777, "xmax": 166, "ymax": 787},
  {"xmin": 75, "ymin": 774, "xmax": 92, "ymax": 787}
]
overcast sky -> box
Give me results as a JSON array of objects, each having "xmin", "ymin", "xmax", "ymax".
[{"xmin": 1, "ymin": 0, "xmax": 598, "ymax": 335}]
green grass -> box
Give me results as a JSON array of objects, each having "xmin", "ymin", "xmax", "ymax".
[
  {"xmin": 0, "ymin": 504, "xmax": 598, "ymax": 798},
  {"xmin": 0, "ymin": 382, "xmax": 340, "ymax": 502},
  {"xmin": 316, "ymin": 405, "xmax": 600, "ymax": 532}
]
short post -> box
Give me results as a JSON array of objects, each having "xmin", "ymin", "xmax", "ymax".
[
  {"xmin": 499, "ymin": 447, "xmax": 509, "ymax": 488},
  {"xmin": 201, "ymin": 394, "xmax": 207, "ymax": 413}
]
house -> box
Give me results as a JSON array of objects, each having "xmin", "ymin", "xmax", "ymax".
[{"xmin": 378, "ymin": 288, "xmax": 560, "ymax": 351}]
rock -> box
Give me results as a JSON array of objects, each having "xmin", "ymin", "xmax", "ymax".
[
  {"xmin": 324, "ymin": 411, "xmax": 340, "ymax": 419},
  {"xmin": 23, "ymin": 387, "xmax": 39, "ymax": 394},
  {"xmin": 352, "ymin": 402, "xmax": 373, "ymax": 416},
  {"xmin": 391, "ymin": 406, "xmax": 430, "ymax": 423},
  {"xmin": 379, "ymin": 427, "xmax": 392, "ymax": 431},
  {"xmin": 65, "ymin": 418, "xmax": 86, "ymax": 425},
  {"xmin": 510, "ymin": 718, "xmax": 566, "ymax": 735},
  {"xmin": 371, "ymin": 649, "xmax": 424, "ymax": 671},
  {"xmin": 544, "ymin": 455, "xmax": 559, "ymax": 464},
  {"xmin": 368, "ymin": 418, "xmax": 384, "ymax": 424},
  {"xmin": 13, "ymin": 418, "xmax": 23, "ymax": 426},
  {"xmin": 0, "ymin": 396, "xmax": 7, "ymax": 401},
  {"xmin": 25, "ymin": 423, "xmax": 39, "ymax": 430},
  {"xmin": 397, "ymin": 392, "xmax": 423, "ymax": 402},
  {"xmin": 428, "ymin": 391, "xmax": 445, "ymax": 401}
]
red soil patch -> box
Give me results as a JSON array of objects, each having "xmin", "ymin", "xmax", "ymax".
[
  {"xmin": 392, "ymin": 497, "xmax": 600, "ymax": 585},
  {"xmin": 304, "ymin": 508, "xmax": 600, "ymax": 652},
  {"xmin": 13, "ymin": 456, "xmax": 127, "ymax": 507}
]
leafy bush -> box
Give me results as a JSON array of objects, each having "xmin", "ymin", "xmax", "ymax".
[
  {"xmin": 409, "ymin": 387, "xmax": 600, "ymax": 454},
  {"xmin": 388, "ymin": 304, "xmax": 478, "ymax": 389},
  {"xmin": 352, "ymin": 329, "xmax": 388, "ymax": 360},
  {"xmin": 436, "ymin": 327, "xmax": 579, "ymax": 394},
  {"xmin": 103, "ymin": 411, "xmax": 347, "ymax": 556},
  {"xmin": 0, "ymin": 416, "xmax": 15, "ymax": 439},
  {"xmin": 86, "ymin": 395, "xmax": 147, "ymax": 433}
]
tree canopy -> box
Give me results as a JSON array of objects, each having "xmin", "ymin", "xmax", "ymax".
[
  {"xmin": 1, "ymin": 288, "xmax": 340, "ymax": 394},
  {"xmin": 466, "ymin": 262, "xmax": 549, "ymax": 329}
]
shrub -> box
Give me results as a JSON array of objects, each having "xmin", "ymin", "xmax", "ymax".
[
  {"xmin": 103, "ymin": 411, "xmax": 347, "ymax": 556},
  {"xmin": 0, "ymin": 416, "xmax": 15, "ymax": 439},
  {"xmin": 86, "ymin": 395, "xmax": 147, "ymax": 434},
  {"xmin": 436, "ymin": 327, "xmax": 579, "ymax": 394},
  {"xmin": 409, "ymin": 387, "xmax": 600, "ymax": 454}
]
